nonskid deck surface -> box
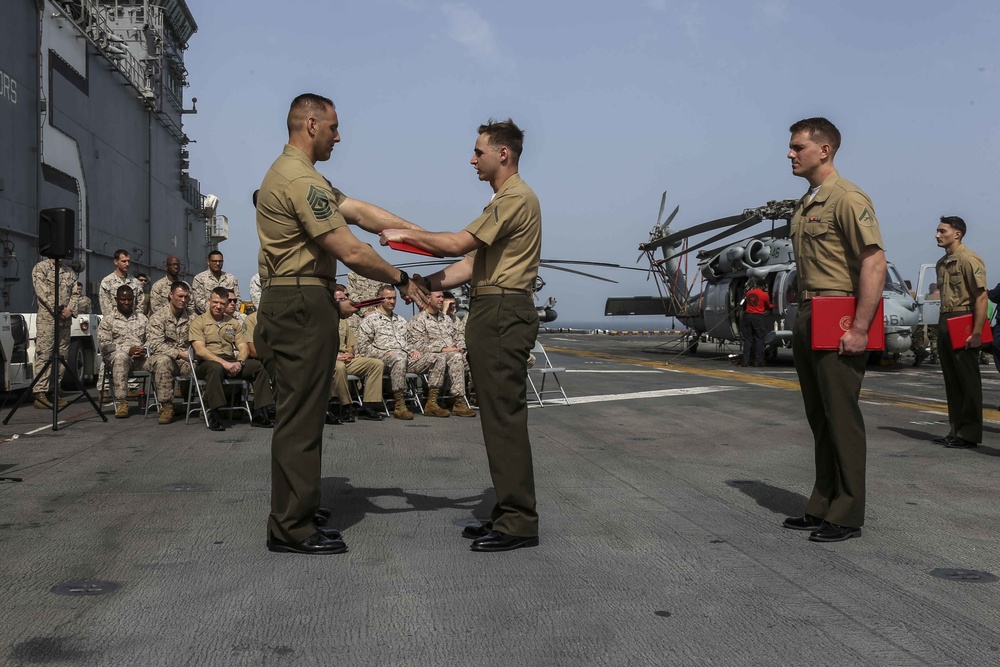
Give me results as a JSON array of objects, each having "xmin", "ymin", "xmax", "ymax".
[{"xmin": 2, "ymin": 333, "xmax": 998, "ymax": 666}]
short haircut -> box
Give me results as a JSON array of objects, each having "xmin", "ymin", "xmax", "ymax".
[
  {"xmin": 940, "ymin": 215, "xmax": 967, "ymax": 237},
  {"xmin": 442, "ymin": 291, "xmax": 455, "ymax": 300},
  {"xmin": 789, "ymin": 117, "xmax": 842, "ymax": 155},
  {"xmin": 288, "ymin": 93, "xmax": 335, "ymax": 134},
  {"xmin": 378, "ymin": 284, "xmax": 396, "ymax": 296},
  {"xmin": 169, "ymin": 280, "xmax": 191, "ymax": 293},
  {"xmin": 137, "ymin": 273, "xmax": 148, "ymax": 280},
  {"xmin": 113, "ymin": 249, "xmax": 129, "ymax": 260},
  {"xmin": 211, "ymin": 286, "xmax": 231, "ymax": 299},
  {"xmin": 116, "ymin": 285, "xmax": 134, "ymax": 298},
  {"xmin": 208, "ymin": 250, "xmax": 224, "ymax": 260},
  {"xmin": 479, "ymin": 118, "xmax": 524, "ymax": 160}
]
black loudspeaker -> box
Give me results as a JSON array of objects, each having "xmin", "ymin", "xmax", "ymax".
[{"xmin": 39, "ymin": 208, "xmax": 75, "ymax": 259}]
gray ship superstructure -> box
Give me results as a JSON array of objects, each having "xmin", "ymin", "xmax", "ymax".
[{"xmin": 0, "ymin": 0, "xmax": 224, "ymax": 314}]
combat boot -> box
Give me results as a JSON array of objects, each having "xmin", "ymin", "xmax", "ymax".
[
  {"xmin": 393, "ymin": 391, "xmax": 413, "ymax": 420},
  {"xmin": 452, "ymin": 398, "xmax": 476, "ymax": 418},
  {"xmin": 33, "ymin": 393, "xmax": 52, "ymax": 409},
  {"xmin": 158, "ymin": 403, "xmax": 175, "ymax": 425},
  {"xmin": 423, "ymin": 388, "xmax": 451, "ymax": 418},
  {"xmin": 115, "ymin": 399, "xmax": 129, "ymax": 419}
]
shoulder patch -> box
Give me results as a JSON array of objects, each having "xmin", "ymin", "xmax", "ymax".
[
  {"xmin": 857, "ymin": 207, "xmax": 876, "ymax": 227},
  {"xmin": 307, "ymin": 185, "xmax": 333, "ymax": 221}
]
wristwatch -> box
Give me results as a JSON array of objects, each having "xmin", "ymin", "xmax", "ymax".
[{"xmin": 393, "ymin": 270, "xmax": 409, "ymax": 288}]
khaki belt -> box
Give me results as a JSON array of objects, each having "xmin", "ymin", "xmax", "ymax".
[
  {"xmin": 262, "ymin": 276, "xmax": 334, "ymax": 289},
  {"xmin": 470, "ymin": 286, "xmax": 531, "ymax": 298},
  {"xmin": 799, "ymin": 289, "xmax": 853, "ymax": 301}
]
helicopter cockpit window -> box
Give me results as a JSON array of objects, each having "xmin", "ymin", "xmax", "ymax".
[{"xmin": 884, "ymin": 265, "xmax": 909, "ymax": 295}]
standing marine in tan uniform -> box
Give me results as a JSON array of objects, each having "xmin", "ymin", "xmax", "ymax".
[
  {"xmin": 255, "ymin": 93, "xmax": 426, "ymax": 556},
  {"xmin": 932, "ymin": 216, "xmax": 987, "ymax": 449},
  {"xmin": 381, "ymin": 118, "xmax": 542, "ymax": 553},
  {"xmin": 781, "ymin": 117, "xmax": 886, "ymax": 543},
  {"xmin": 31, "ymin": 257, "xmax": 77, "ymax": 409}
]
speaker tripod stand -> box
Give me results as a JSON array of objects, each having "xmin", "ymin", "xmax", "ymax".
[{"xmin": 3, "ymin": 261, "xmax": 106, "ymax": 431}]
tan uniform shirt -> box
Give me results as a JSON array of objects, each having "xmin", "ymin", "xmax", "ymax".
[
  {"xmin": 256, "ymin": 144, "xmax": 348, "ymax": 280},
  {"xmin": 146, "ymin": 307, "xmax": 194, "ymax": 359},
  {"xmin": 242, "ymin": 311, "xmax": 258, "ymax": 344},
  {"xmin": 464, "ymin": 173, "xmax": 542, "ymax": 290},
  {"xmin": 98, "ymin": 309, "xmax": 148, "ymax": 357},
  {"xmin": 191, "ymin": 270, "xmax": 239, "ymax": 315},
  {"xmin": 189, "ymin": 311, "xmax": 243, "ymax": 360},
  {"xmin": 407, "ymin": 310, "xmax": 457, "ymax": 353},
  {"xmin": 69, "ymin": 294, "xmax": 91, "ymax": 315},
  {"xmin": 936, "ymin": 244, "xmax": 987, "ymax": 312},
  {"xmin": 32, "ymin": 259, "xmax": 76, "ymax": 319},
  {"xmin": 339, "ymin": 319, "xmax": 357, "ymax": 355},
  {"xmin": 356, "ymin": 311, "xmax": 409, "ymax": 357},
  {"xmin": 100, "ymin": 272, "xmax": 146, "ymax": 316},
  {"xmin": 790, "ymin": 171, "xmax": 883, "ymax": 294}
]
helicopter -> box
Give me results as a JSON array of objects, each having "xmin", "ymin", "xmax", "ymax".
[{"xmin": 604, "ymin": 193, "xmax": 919, "ymax": 356}]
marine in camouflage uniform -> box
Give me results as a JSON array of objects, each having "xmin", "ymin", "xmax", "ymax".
[
  {"xmin": 146, "ymin": 282, "xmax": 195, "ymax": 424},
  {"xmin": 356, "ymin": 294, "xmax": 450, "ymax": 418},
  {"xmin": 31, "ymin": 258, "xmax": 77, "ymax": 408},
  {"xmin": 347, "ymin": 270, "xmax": 385, "ymax": 337},
  {"xmin": 69, "ymin": 282, "xmax": 92, "ymax": 315},
  {"xmin": 407, "ymin": 301, "xmax": 474, "ymax": 417},
  {"xmin": 97, "ymin": 286, "xmax": 149, "ymax": 418},
  {"xmin": 149, "ymin": 256, "xmax": 187, "ymax": 315},
  {"xmin": 191, "ymin": 253, "xmax": 240, "ymax": 315},
  {"xmin": 99, "ymin": 250, "xmax": 146, "ymax": 316},
  {"xmin": 249, "ymin": 273, "xmax": 262, "ymax": 309}
]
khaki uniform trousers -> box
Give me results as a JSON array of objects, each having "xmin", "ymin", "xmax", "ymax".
[
  {"xmin": 257, "ymin": 286, "xmax": 337, "ymax": 543},
  {"xmin": 332, "ymin": 357, "xmax": 384, "ymax": 404},
  {"xmin": 194, "ymin": 358, "xmax": 273, "ymax": 410},
  {"xmin": 792, "ymin": 300, "xmax": 868, "ymax": 528},
  {"xmin": 938, "ymin": 312, "xmax": 983, "ymax": 443},
  {"xmin": 34, "ymin": 312, "xmax": 71, "ymax": 394},
  {"xmin": 466, "ymin": 293, "xmax": 539, "ymax": 537}
]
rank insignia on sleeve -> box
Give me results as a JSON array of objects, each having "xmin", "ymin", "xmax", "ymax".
[
  {"xmin": 858, "ymin": 207, "xmax": 876, "ymax": 226},
  {"xmin": 307, "ymin": 185, "xmax": 333, "ymax": 221}
]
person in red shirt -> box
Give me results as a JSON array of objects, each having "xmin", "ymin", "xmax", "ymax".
[{"xmin": 740, "ymin": 279, "xmax": 772, "ymax": 366}]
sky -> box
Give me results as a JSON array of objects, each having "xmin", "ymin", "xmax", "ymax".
[{"xmin": 182, "ymin": 0, "xmax": 1000, "ymax": 327}]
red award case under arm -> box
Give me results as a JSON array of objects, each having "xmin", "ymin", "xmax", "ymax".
[
  {"xmin": 810, "ymin": 296, "xmax": 885, "ymax": 351},
  {"xmin": 946, "ymin": 314, "xmax": 994, "ymax": 348}
]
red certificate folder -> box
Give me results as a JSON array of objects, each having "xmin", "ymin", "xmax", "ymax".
[
  {"xmin": 350, "ymin": 297, "xmax": 384, "ymax": 309},
  {"xmin": 387, "ymin": 240, "xmax": 439, "ymax": 257},
  {"xmin": 811, "ymin": 296, "xmax": 885, "ymax": 351},
  {"xmin": 946, "ymin": 314, "xmax": 994, "ymax": 348}
]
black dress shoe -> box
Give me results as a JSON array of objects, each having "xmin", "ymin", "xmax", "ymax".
[
  {"xmin": 314, "ymin": 508, "xmax": 332, "ymax": 526},
  {"xmin": 808, "ymin": 521, "xmax": 861, "ymax": 543},
  {"xmin": 267, "ymin": 531, "xmax": 347, "ymax": 555},
  {"xmin": 945, "ymin": 437, "xmax": 978, "ymax": 449},
  {"xmin": 325, "ymin": 411, "xmax": 343, "ymax": 425},
  {"xmin": 316, "ymin": 526, "xmax": 342, "ymax": 540},
  {"xmin": 265, "ymin": 404, "xmax": 276, "ymax": 421},
  {"xmin": 207, "ymin": 409, "xmax": 226, "ymax": 431},
  {"xmin": 340, "ymin": 405, "xmax": 356, "ymax": 423},
  {"xmin": 356, "ymin": 405, "xmax": 385, "ymax": 421},
  {"xmin": 932, "ymin": 434, "xmax": 956, "ymax": 445},
  {"xmin": 470, "ymin": 530, "xmax": 539, "ymax": 552},
  {"xmin": 251, "ymin": 408, "xmax": 274, "ymax": 428},
  {"xmin": 782, "ymin": 514, "xmax": 823, "ymax": 531},
  {"xmin": 461, "ymin": 521, "xmax": 493, "ymax": 539}
]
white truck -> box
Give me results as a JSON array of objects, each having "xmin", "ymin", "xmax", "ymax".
[{"xmin": 0, "ymin": 313, "xmax": 103, "ymax": 392}]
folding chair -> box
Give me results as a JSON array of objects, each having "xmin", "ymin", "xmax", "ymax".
[
  {"xmin": 381, "ymin": 371, "xmax": 425, "ymax": 414},
  {"xmin": 346, "ymin": 373, "xmax": 364, "ymax": 408},
  {"xmin": 527, "ymin": 340, "xmax": 569, "ymax": 407},
  {"xmin": 185, "ymin": 347, "xmax": 252, "ymax": 426}
]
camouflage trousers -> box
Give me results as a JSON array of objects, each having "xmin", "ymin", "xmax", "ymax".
[
  {"xmin": 149, "ymin": 354, "xmax": 193, "ymax": 402},
  {"xmin": 440, "ymin": 351, "xmax": 467, "ymax": 396},
  {"xmin": 34, "ymin": 313, "xmax": 70, "ymax": 394},
  {"xmin": 106, "ymin": 351, "xmax": 149, "ymax": 400},
  {"xmin": 375, "ymin": 350, "xmax": 447, "ymax": 391},
  {"xmin": 332, "ymin": 357, "xmax": 384, "ymax": 403}
]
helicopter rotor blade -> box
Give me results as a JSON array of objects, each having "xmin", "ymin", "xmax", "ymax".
[
  {"xmin": 640, "ymin": 213, "xmax": 747, "ymax": 252},
  {"xmin": 662, "ymin": 213, "xmax": 764, "ymax": 262},
  {"xmin": 655, "ymin": 191, "xmax": 667, "ymax": 228},
  {"xmin": 541, "ymin": 264, "xmax": 619, "ymax": 283},
  {"xmin": 662, "ymin": 204, "xmax": 680, "ymax": 229}
]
